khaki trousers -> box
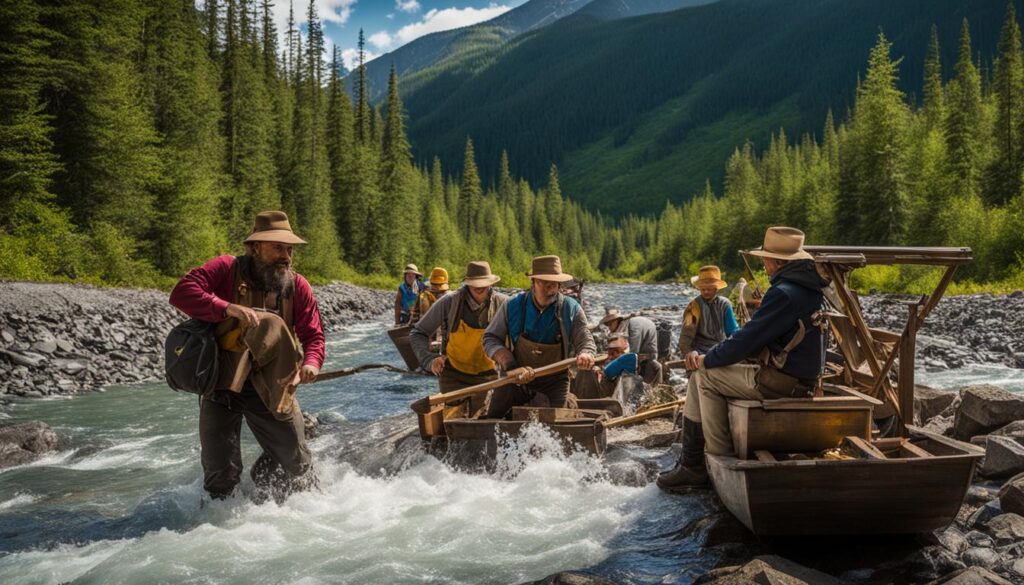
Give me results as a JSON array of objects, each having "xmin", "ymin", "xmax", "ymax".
[{"xmin": 682, "ymin": 363, "xmax": 763, "ymax": 456}]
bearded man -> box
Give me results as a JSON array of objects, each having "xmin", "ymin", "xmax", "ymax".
[{"xmin": 169, "ymin": 211, "xmax": 325, "ymax": 502}]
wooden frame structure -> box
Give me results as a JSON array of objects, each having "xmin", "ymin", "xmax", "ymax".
[{"xmin": 744, "ymin": 246, "xmax": 973, "ymax": 436}]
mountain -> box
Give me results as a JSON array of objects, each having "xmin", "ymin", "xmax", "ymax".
[
  {"xmin": 400, "ymin": 0, "xmax": 1020, "ymax": 216},
  {"xmin": 358, "ymin": 0, "xmax": 593, "ymax": 101},
  {"xmin": 577, "ymin": 0, "xmax": 717, "ymax": 20}
]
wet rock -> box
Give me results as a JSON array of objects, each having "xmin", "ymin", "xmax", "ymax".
[
  {"xmin": 981, "ymin": 436, "xmax": 1024, "ymax": 478},
  {"xmin": 926, "ymin": 566, "xmax": 1016, "ymax": 584},
  {"xmin": 520, "ymin": 573, "xmax": 617, "ymax": 585},
  {"xmin": 679, "ymin": 511, "xmax": 756, "ymax": 548},
  {"xmin": 968, "ymin": 502, "xmax": 1004, "ymax": 530},
  {"xmin": 998, "ymin": 474, "xmax": 1024, "ymax": 516},
  {"xmin": 936, "ymin": 527, "xmax": 969, "ymax": 555},
  {"xmin": 909, "ymin": 545, "xmax": 968, "ymax": 581},
  {"xmin": 961, "ymin": 547, "xmax": 1000, "ymax": 569},
  {"xmin": 965, "ymin": 484, "xmax": 1001, "ymax": 507},
  {"xmin": 917, "ymin": 385, "xmax": 958, "ymax": 426},
  {"xmin": 697, "ymin": 555, "xmax": 844, "ymax": 585},
  {"xmin": 989, "ymin": 421, "xmax": 1024, "ymax": 446},
  {"xmin": 985, "ymin": 513, "xmax": 1024, "ymax": 545},
  {"xmin": 0, "ymin": 349, "xmax": 46, "ymax": 368},
  {"xmin": 0, "ymin": 421, "xmax": 59, "ymax": 469},
  {"xmin": 953, "ymin": 386, "xmax": 1024, "ymax": 441},
  {"xmin": 1009, "ymin": 558, "xmax": 1024, "ymax": 581}
]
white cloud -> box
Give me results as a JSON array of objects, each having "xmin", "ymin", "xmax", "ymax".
[
  {"xmin": 393, "ymin": 4, "xmax": 512, "ymax": 46},
  {"xmin": 270, "ymin": 0, "xmax": 358, "ymax": 45},
  {"xmin": 368, "ymin": 30, "xmax": 394, "ymax": 51},
  {"xmin": 340, "ymin": 47, "xmax": 378, "ymax": 72},
  {"xmin": 396, "ymin": 0, "xmax": 421, "ymax": 13}
]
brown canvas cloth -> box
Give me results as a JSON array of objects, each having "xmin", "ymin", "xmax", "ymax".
[{"xmin": 242, "ymin": 313, "xmax": 303, "ymax": 420}]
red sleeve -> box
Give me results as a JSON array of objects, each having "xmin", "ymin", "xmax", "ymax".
[
  {"xmin": 293, "ymin": 274, "xmax": 325, "ymax": 368},
  {"xmin": 169, "ymin": 255, "xmax": 235, "ymax": 322}
]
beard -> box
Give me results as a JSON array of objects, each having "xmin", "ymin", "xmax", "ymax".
[{"xmin": 249, "ymin": 253, "xmax": 295, "ymax": 298}]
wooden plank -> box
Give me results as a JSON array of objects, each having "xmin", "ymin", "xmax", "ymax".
[
  {"xmin": 754, "ymin": 450, "xmax": 777, "ymax": 462},
  {"xmin": 897, "ymin": 301, "xmax": 921, "ymax": 437},
  {"xmin": 846, "ymin": 436, "xmax": 887, "ymax": 459},
  {"xmin": 901, "ymin": 441, "xmax": 933, "ymax": 459}
]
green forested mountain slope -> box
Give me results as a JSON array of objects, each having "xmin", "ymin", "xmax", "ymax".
[{"xmin": 402, "ymin": 0, "xmax": 1020, "ymax": 215}]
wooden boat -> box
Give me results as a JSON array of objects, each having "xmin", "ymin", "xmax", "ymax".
[
  {"xmin": 387, "ymin": 325, "xmax": 421, "ymax": 371},
  {"xmin": 444, "ymin": 406, "xmax": 611, "ymax": 456},
  {"xmin": 708, "ymin": 246, "xmax": 983, "ymax": 535},
  {"xmin": 707, "ymin": 428, "xmax": 984, "ymax": 535}
]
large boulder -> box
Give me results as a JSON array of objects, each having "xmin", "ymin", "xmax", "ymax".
[
  {"xmin": 980, "ymin": 436, "xmax": 1024, "ymax": 478},
  {"xmin": 697, "ymin": 555, "xmax": 844, "ymax": 585},
  {"xmin": 520, "ymin": 573, "xmax": 617, "ymax": 585},
  {"xmin": 998, "ymin": 473, "xmax": 1024, "ymax": 516},
  {"xmin": 0, "ymin": 421, "xmax": 59, "ymax": 469},
  {"xmin": 916, "ymin": 385, "xmax": 958, "ymax": 425},
  {"xmin": 926, "ymin": 566, "xmax": 1016, "ymax": 585},
  {"xmin": 989, "ymin": 421, "xmax": 1024, "ymax": 446},
  {"xmin": 984, "ymin": 513, "xmax": 1024, "ymax": 545},
  {"xmin": 953, "ymin": 386, "xmax": 1024, "ymax": 441}
]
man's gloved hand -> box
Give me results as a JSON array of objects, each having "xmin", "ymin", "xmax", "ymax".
[
  {"xmin": 492, "ymin": 348, "xmax": 516, "ymax": 372},
  {"xmin": 506, "ymin": 366, "xmax": 535, "ymax": 384}
]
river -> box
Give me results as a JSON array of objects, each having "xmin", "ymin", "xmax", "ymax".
[{"xmin": 0, "ymin": 284, "xmax": 1021, "ymax": 584}]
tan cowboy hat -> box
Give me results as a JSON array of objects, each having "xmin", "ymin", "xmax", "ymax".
[
  {"xmin": 404, "ymin": 263, "xmax": 422, "ymax": 277},
  {"xmin": 429, "ymin": 267, "xmax": 450, "ymax": 290},
  {"xmin": 244, "ymin": 211, "xmax": 307, "ymax": 245},
  {"xmin": 526, "ymin": 255, "xmax": 574, "ymax": 283},
  {"xmin": 746, "ymin": 226, "xmax": 814, "ymax": 261},
  {"xmin": 690, "ymin": 265, "xmax": 728, "ymax": 290},
  {"xmin": 462, "ymin": 261, "xmax": 500, "ymax": 287},
  {"xmin": 600, "ymin": 307, "xmax": 626, "ymax": 326}
]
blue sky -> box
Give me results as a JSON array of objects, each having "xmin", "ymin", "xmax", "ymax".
[{"xmin": 271, "ymin": 0, "xmax": 528, "ymax": 71}]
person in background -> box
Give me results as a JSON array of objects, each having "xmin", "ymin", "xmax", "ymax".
[
  {"xmin": 678, "ymin": 265, "xmax": 738, "ymax": 371},
  {"xmin": 409, "ymin": 267, "xmax": 450, "ymax": 325},
  {"xmin": 601, "ymin": 307, "xmax": 662, "ymax": 384},
  {"xmin": 394, "ymin": 264, "xmax": 426, "ymax": 326}
]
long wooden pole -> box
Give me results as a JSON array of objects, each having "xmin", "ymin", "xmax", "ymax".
[
  {"xmin": 604, "ymin": 399, "xmax": 685, "ymax": 428},
  {"xmin": 312, "ymin": 363, "xmax": 418, "ymax": 383}
]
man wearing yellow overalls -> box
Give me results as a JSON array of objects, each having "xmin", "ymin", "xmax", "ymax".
[
  {"xmin": 409, "ymin": 261, "xmax": 509, "ymax": 418},
  {"xmin": 482, "ymin": 255, "xmax": 597, "ymax": 418}
]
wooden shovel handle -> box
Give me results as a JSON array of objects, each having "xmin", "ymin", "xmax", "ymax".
[
  {"xmin": 425, "ymin": 354, "xmax": 607, "ymax": 407},
  {"xmin": 313, "ymin": 363, "xmax": 409, "ymax": 383},
  {"xmin": 604, "ymin": 398, "xmax": 685, "ymax": 428}
]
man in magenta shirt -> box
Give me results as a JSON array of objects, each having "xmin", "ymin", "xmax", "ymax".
[{"xmin": 170, "ymin": 211, "xmax": 325, "ymax": 502}]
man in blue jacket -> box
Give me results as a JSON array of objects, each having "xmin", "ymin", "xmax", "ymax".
[{"xmin": 658, "ymin": 227, "xmax": 828, "ymax": 492}]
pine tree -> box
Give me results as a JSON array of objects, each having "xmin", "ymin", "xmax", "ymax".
[
  {"xmin": 326, "ymin": 45, "xmax": 355, "ymax": 253},
  {"xmin": 945, "ymin": 19, "xmax": 984, "ymax": 199},
  {"xmin": 354, "ymin": 29, "xmax": 370, "ymax": 145},
  {"xmin": 987, "ymin": 2, "xmax": 1024, "ymax": 204},
  {"xmin": 458, "ymin": 137, "xmax": 482, "ymax": 238},
  {"xmin": 923, "ymin": 24, "xmax": 945, "ymax": 129},
  {"xmin": 379, "ymin": 64, "xmax": 416, "ymax": 271}
]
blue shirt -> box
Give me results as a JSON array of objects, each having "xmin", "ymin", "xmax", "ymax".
[
  {"xmin": 506, "ymin": 292, "xmax": 581, "ymax": 346},
  {"xmin": 603, "ymin": 353, "xmax": 638, "ymax": 380},
  {"xmin": 398, "ymin": 280, "xmax": 424, "ymax": 314},
  {"xmin": 724, "ymin": 304, "xmax": 739, "ymax": 337}
]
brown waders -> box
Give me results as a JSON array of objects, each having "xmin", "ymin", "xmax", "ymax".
[
  {"xmin": 438, "ymin": 362, "xmax": 496, "ymax": 419},
  {"xmin": 484, "ymin": 336, "xmax": 569, "ymax": 418}
]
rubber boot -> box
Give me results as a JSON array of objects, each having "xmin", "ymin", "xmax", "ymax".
[{"xmin": 656, "ymin": 418, "xmax": 709, "ymax": 492}]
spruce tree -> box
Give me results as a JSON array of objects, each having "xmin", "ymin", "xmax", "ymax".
[
  {"xmin": 458, "ymin": 137, "xmax": 482, "ymax": 238},
  {"xmin": 945, "ymin": 19, "xmax": 984, "ymax": 199},
  {"xmin": 354, "ymin": 29, "xmax": 371, "ymax": 145},
  {"xmin": 987, "ymin": 2, "xmax": 1024, "ymax": 204},
  {"xmin": 923, "ymin": 24, "xmax": 945, "ymax": 128},
  {"xmin": 327, "ymin": 46, "xmax": 355, "ymax": 253}
]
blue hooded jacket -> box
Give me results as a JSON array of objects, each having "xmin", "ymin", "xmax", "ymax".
[{"xmin": 704, "ymin": 260, "xmax": 827, "ymax": 381}]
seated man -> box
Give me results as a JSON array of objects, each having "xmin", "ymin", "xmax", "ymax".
[
  {"xmin": 658, "ymin": 227, "xmax": 827, "ymax": 493},
  {"xmin": 600, "ymin": 308, "xmax": 662, "ymax": 384},
  {"xmin": 678, "ymin": 265, "xmax": 738, "ymax": 370}
]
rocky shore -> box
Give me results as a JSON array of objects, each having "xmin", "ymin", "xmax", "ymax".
[
  {"xmin": 860, "ymin": 292, "xmax": 1024, "ymax": 370},
  {"xmin": 0, "ymin": 280, "xmax": 391, "ymax": 398}
]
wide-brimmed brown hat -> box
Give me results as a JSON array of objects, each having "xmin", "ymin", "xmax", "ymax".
[
  {"xmin": 244, "ymin": 211, "xmax": 307, "ymax": 245},
  {"xmin": 429, "ymin": 267, "xmax": 449, "ymax": 290},
  {"xmin": 527, "ymin": 255, "xmax": 573, "ymax": 283},
  {"xmin": 690, "ymin": 265, "xmax": 728, "ymax": 290},
  {"xmin": 601, "ymin": 307, "xmax": 626, "ymax": 326},
  {"xmin": 607, "ymin": 333, "xmax": 630, "ymax": 350},
  {"xmin": 747, "ymin": 226, "xmax": 813, "ymax": 261},
  {"xmin": 462, "ymin": 261, "xmax": 500, "ymax": 287},
  {"xmin": 404, "ymin": 263, "xmax": 422, "ymax": 277}
]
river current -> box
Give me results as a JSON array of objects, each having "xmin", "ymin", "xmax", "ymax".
[{"xmin": 0, "ymin": 284, "xmax": 1021, "ymax": 584}]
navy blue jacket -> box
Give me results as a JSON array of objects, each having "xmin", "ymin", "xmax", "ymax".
[{"xmin": 704, "ymin": 260, "xmax": 827, "ymax": 380}]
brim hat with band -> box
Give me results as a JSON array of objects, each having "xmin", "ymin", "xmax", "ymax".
[
  {"xmin": 404, "ymin": 263, "xmax": 422, "ymax": 277},
  {"xmin": 600, "ymin": 307, "xmax": 625, "ymax": 326},
  {"xmin": 526, "ymin": 255, "xmax": 574, "ymax": 283},
  {"xmin": 462, "ymin": 260, "xmax": 500, "ymax": 287},
  {"xmin": 429, "ymin": 267, "xmax": 450, "ymax": 291},
  {"xmin": 690, "ymin": 265, "xmax": 728, "ymax": 290},
  {"xmin": 746, "ymin": 226, "xmax": 814, "ymax": 261},
  {"xmin": 606, "ymin": 332, "xmax": 629, "ymax": 350},
  {"xmin": 244, "ymin": 210, "xmax": 307, "ymax": 245}
]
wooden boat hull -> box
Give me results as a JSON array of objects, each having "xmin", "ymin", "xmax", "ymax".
[
  {"xmin": 444, "ymin": 407, "xmax": 608, "ymax": 456},
  {"xmin": 387, "ymin": 325, "xmax": 420, "ymax": 371},
  {"xmin": 707, "ymin": 428, "xmax": 983, "ymax": 535}
]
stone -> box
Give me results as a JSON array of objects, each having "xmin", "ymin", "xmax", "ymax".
[
  {"xmin": 926, "ymin": 566, "xmax": 1016, "ymax": 585},
  {"xmin": 998, "ymin": 473, "xmax": 1024, "ymax": 517},
  {"xmin": 961, "ymin": 547, "xmax": 1000, "ymax": 569},
  {"xmin": 968, "ymin": 502, "xmax": 1004, "ymax": 530},
  {"xmin": 0, "ymin": 328, "xmax": 14, "ymax": 344},
  {"xmin": 696, "ymin": 555, "xmax": 844, "ymax": 585},
  {"xmin": 107, "ymin": 350, "xmax": 131, "ymax": 362},
  {"xmin": 936, "ymin": 527, "xmax": 969, "ymax": 554},
  {"xmin": 981, "ymin": 436, "xmax": 1024, "ymax": 478},
  {"xmin": 910, "ymin": 545, "xmax": 967, "ymax": 582},
  {"xmin": 985, "ymin": 513, "xmax": 1024, "ymax": 545},
  {"xmin": 953, "ymin": 386, "xmax": 1024, "ymax": 441},
  {"xmin": 55, "ymin": 359, "xmax": 86, "ymax": 376},
  {"xmin": 965, "ymin": 530, "xmax": 995, "ymax": 548},
  {"xmin": 31, "ymin": 339, "xmax": 57, "ymax": 354},
  {"xmin": 54, "ymin": 338, "xmax": 75, "ymax": 353},
  {"xmin": 964, "ymin": 485, "xmax": 1001, "ymax": 507},
  {"xmin": 989, "ymin": 421, "xmax": 1024, "ymax": 446},
  {"xmin": 0, "ymin": 349, "xmax": 46, "ymax": 368},
  {"xmin": 1014, "ymin": 353, "xmax": 1024, "ymax": 369},
  {"xmin": 916, "ymin": 385, "xmax": 958, "ymax": 425},
  {"xmin": 924, "ymin": 415, "xmax": 954, "ymax": 436},
  {"xmin": 0, "ymin": 421, "xmax": 59, "ymax": 469},
  {"xmin": 1009, "ymin": 558, "xmax": 1024, "ymax": 580}
]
